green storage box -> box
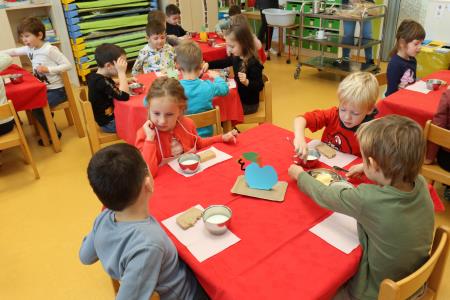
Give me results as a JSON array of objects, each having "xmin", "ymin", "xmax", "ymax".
[
  {"xmin": 302, "ymin": 41, "xmax": 319, "ymax": 50},
  {"xmin": 323, "ymin": 19, "xmax": 340, "ymax": 30},
  {"xmin": 304, "ymin": 17, "xmax": 320, "ymax": 27},
  {"xmin": 303, "ymin": 4, "xmax": 312, "ymax": 13},
  {"xmin": 286, "ymin": 2, "xmax": 301, "ymax": 12},
  {"xmin": 324, "ymin": 45, "xmax": 338, "ymax": 54},
  {"xmin": 326, "ymin": 0, "xmax": 342, "ymax": 4}
]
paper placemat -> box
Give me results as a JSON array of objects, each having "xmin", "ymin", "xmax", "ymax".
[
  {"xmin": 228, "ymin": 79, "xmax": 236, "ymax": 89},
  {"xmin": 231, "ymin": 175, "xmax": 287, "ymax": 202},
  {"xmin": 308, "ymin": 140, "xmax": 357, "ymax": 168},
  {"xmin": 168, "ymin": 146, "xmax": 232, "ymax": 177},
  {"xmin": 162, "ymin": 205, "xmax": 240, "ymax": 262},
  {"xmin": 309, "ymin": 212, "xmax": 359, "ymax": 254},
  {"xmin": 405, "ymin": 81, "xmax": 431, "ymax": 94}
]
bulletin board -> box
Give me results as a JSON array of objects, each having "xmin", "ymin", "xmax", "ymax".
[{"xmin": 424, "ymin": 0, "xmax": 450, "ymax": 43}]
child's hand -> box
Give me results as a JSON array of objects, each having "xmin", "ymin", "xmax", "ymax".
[
  {"xmin": 115, "ymin": 56, "xmax": 128, "ymax": 74},
  {"xmin": 288, "ymin": 164, "xmax": 305, "ymax": 180},
  {"xmin": 238, "ymin": 72, "xmax": 249, "ymax": 86},
  {"xmin": 222, "ymin": 129, "xmax": 238, "ymax": 144},
  {"xmin": 35, "ymin": 65, "xmax": 49, "ymax": 73},
  {"xmin": 424, "ymin": 158, "xmax": 433, "ymax": 165},
  {"xmin": 201, "ymin": 62, "xmax": 209, "ymax": 74},
  {"xmin": 208, "ymin": 70, "xmax": 220, "ymax": 78},
  {"xmin": 142, "ymin": 120, "xmax": 156, "ymax": 141},
  {"xmin": 293, "ymin": 136, "xmax": 308, "ymax": 161},
  {"xmin": 346, "ymin": 163, "xmax": 364, "ymax": 178}
]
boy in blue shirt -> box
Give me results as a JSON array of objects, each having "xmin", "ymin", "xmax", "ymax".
[
  {"xmin": 79, "ymin": 144, "xmax": 208, "ymax": 300},
  {"xmin": 176, "ymin": 40, "xmax": 229, "ymax": 137}
]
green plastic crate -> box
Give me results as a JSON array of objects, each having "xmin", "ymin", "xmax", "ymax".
[
  {"xmin": 302, "ymin": 41, "xmax": 319, "ymax": 50},
  {"xmin": 304, "ymin": 17, "xmax": 320, "ymax": 28},
  {"xmin": 286, "ymin": 2, "xmax": 301, "ymax": 12},
  {"xmin": 326, "ymin": 0, "xmax": 342, "ymax": 4},
  {"xmin": 302, "ymin": 28, "xmax": 316, "ymax": 38},
  {"xmin": 324, "ymin": 45, "xmax": 338, "ymax": 54},
  {"xmin": 303, "ymin": 4, "xmax": 312, "ymax": 13},
  {"xmin": 323, "ymin": 19, "xmax": 340, "ymax": 30}
]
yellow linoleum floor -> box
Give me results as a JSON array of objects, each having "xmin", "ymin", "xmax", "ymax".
[{"xmin": 1, "ymin": 56, "xmax": 449, "ymax": 299}]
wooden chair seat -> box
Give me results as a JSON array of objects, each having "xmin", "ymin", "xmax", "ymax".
[
  {"xmin": 421, "ymin": 164, "xmax": 450, "ymax": 186},
  {"xmin": 0, "ymin": 126, "xmax": 22, "ymax": 150},
  {"xmin": 244, "ymin": 102, "xmax": 266, "ymax": 124},
  {"xmin": 242, "ymin": 73, "xmax": 272, "ymax": 125}
]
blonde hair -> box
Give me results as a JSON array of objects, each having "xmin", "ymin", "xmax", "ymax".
[
  {"xmin": 357, "ymin": 115, "xmax": 425, "ymax": 185},
  {"xmin": 174, "ymin": 40, "xmax": 202, "ymax": 72},
  {"xmin": 337, "ymin": 72, "xmax": 378, "ymax": 112},
  {"xmin": 146, "ymin": 77, "xmax": 187, "ymax": 115}
]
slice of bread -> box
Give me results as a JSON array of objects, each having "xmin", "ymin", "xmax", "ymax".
[
  {"xmin": 176, "ymin": 207, "xmax": 203, "ymax": 230},
  {"xmin": 198, "ymin": 150, "xmax": 216, "ymax": 162},
  {"xmin": 315, "ymin": 143, "xmax": 336, "ymax": 159}
]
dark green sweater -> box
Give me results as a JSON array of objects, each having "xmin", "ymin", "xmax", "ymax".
[{"xmin": 297, "ymin": 172, "xmax": 434, "ymax": 299}]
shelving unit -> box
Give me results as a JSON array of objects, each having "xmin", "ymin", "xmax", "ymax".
[
  {"xmin": 60, "ymin": 0, "xmax": 158, "ymax": 82},
  {"xmin": 289, "ymin": 2, "xmax": 387, "ymax": 79}
]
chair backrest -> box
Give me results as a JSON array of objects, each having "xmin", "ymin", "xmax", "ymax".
[
  {"xmin": 424, "ymin": 120, "xmax": 450, "ymax": 149},
  {"xmin": 376, "ymin": 73, "xmax": 387, "ymax": 86},
  {"xmin": 78, "ymin": 86, "xmax": 101, "ymax": 154},
  {"xmin": 378, "ymin": 226, "xmax": 449, "ymax": 300},
  {"xmin": 61, "ymin": 71, "xmax": 76, "ymax": 104},
  {"xmin": 0, "ymin": 100, "xmax": 14, "ymax": 120},
  {"xmin": 262, "ymin": 73, "xmax": 272, "ymax": 123},
  {"xmin": 186, "ymin": 106, "xmax": 223, "ymax": 135}
]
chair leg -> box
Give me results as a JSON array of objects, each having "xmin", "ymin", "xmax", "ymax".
[
  {"xmin": 68, "ymin": 100, "xmax": 86, "ymax": 138},
  {"xmin": 64, "ymin": 107, "xmax": 74, "ymax": 126},
  {"xmin": 35, "ymin": 121, "xmax": 50, "ymax": 146},
  {"xmin": 19, "ymin": 142, "xmax": 31, "ymax": 164},
  {"xmin": 25, "ymin": 110, "xmax": 34, "ymax": 125},
  {"xmin": 19, "ymin": 136, "xmax": 40, "ymax": 179},
  {"xmin": 27, "ymin": 110, "xmax": 40, "ymax": 136}
]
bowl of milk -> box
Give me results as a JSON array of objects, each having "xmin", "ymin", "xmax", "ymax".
[
  {"xmin": 202, "ymin": 205, "xmax": 232, "ymax": 235},
  {"xmin": 178, "ymin": 153, "xmax": 201, "ymax": 174},
  {"xmin": 296, "ymin": 149, "xmax": 321, "ymax": 169}
]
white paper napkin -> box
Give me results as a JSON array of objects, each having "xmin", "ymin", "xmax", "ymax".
[
  {"xmin": 162, "ymin": 205, "xmax": 240, "ymax": 262},
  {"xmin": 228, "ymin": 79, "xmax": 237, "ymax": 89},
  {"xmin": 404, "ymin": 81, "xmax": 431, "ymax": 94},
  {"xmin": 307, "ymin": 140, "xmax": 358, "ymax": 168},
  {"xmin": 168, "ymin": 146, "xmax": 232, "ymax": 177},
  {"xmin": 309, "ymin": 212, "xmax": 359, "ymax": 254}
]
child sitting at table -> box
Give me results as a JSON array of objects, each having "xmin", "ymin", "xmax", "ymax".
[
  {"xmin": 288, "ymin": 115, "xmax": 434, "ymax": 300},
  {"xmin": 165, "ymin": 4, "xmax": 188, "ymax": 39},
  {"xmin": 79, "ymin": 143, "xmax": 209, "ymax": 300},
  {"xmin": 386, "ymin": 19, "xmax": 425, "ymax": 97},
  {"xmin": 215, "ymin": 5, "xmax": 242, "ymax": 36},
  {"xmin": 87, "ymin": 44, "xmax": 129, "ymax": 133},
  {"xmin": 0, "ymin": 53, "xmax": 14, "ymax": 136},
  {"xmin": 176, "ymin": 40, "xmax": 229, "ymax": 137},
  {"xmin": 425, "ymin": 89, "xmax": 450, "ymax": 201},
  {"xmin": 2, "ymin": 17, "xmax": 72, "ymax": 145},
  {"xmin": 132, "ymin": 20, "xmax": 176, "ymax": 76},
  {"xmin": 208, "ymin": 25, "xmax": 264, "ymax": 115},
  {"xmin": 148, "ymin": 9, "xmax": 179, "ymax": 47},
  {"xmin": 135, "ymin": 77, "xmax": 238, "ymax": 177},
  {"xmin": 293, "ymin": 72, "xmax": 378, "ymax": 159}
]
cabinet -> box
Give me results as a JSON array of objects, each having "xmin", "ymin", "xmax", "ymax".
[
  {"xmin": 161, "ymin": 0, "xmax": 218, "ymax": 32},
  {"xmin": 0, "ymin": 1, "xmax": 79, "ymax": 85}
]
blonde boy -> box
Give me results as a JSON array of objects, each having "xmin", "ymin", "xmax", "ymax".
[
  {"xmin": 132, "ymin": 20, "xmax": 175, "ymax": 75},
  {"xmin": 289, "ymin": 115, "xmax": 434, "ymax": 300},
  {"xmin": 293, "ymin": 71, "xmax": 379, "ymax": 158}
]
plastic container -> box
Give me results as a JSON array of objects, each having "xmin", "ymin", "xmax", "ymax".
[{"xmin": 262, "ymin": 9, "xmax": 296, "ymax": 27}]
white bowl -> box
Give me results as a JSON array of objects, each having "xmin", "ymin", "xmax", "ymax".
[
  {"xmin": 262, "ymin": 9, "xmax": 297, "ymax": 26},
  {"xmin": 202, "ymin": 205, "xmax": 232, "ymax": 235}
]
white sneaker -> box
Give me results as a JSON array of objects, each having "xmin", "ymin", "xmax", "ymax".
[{"xmin": 269, "ymin": 48, "xmax": 278, "ymax": 54}]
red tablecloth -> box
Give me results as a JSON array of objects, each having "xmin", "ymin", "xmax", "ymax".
[
  {"xmin": 149, "ymin": 124, "xmax": 363, "ymax": 300},
  {"xmin": 192, "ymin": 34, "xmax": 228, "ymax": 62},
  {"xmin": 377, "ymin": 70, "xmax": 450, "ymax": 127},
  {"xmin": 0, "ymin": 64, "xmax": 48, "ymax": 111},
  {"xmin": 114, "ymin": 73, "xmax": 244, "ymax": 144}
]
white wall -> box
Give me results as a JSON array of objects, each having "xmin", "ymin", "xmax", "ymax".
[{"xmin": 398, "ymin": 0, "xmax": 428, "ymax": 26}]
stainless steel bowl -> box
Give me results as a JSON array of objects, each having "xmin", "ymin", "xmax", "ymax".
[
  {"xmin": 307, "ymin": 168, "xmax": 345, "ymax": 185},
  {"xmin": 202, "ymin": 205, "xmax": 232, "ymax": 235},
  {"xmin": 426, "ymin": 79, "xmax": 446, "ymax": 91}
]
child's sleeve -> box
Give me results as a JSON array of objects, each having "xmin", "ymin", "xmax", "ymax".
[
  {"xmin": 46, "ymin": 46, "xmax": 72, "ymax": 74},
  {"xmin": 208, "ymin": 56, "xmax": 233, "ymax": 69},
  {"xmin": 79, "ymin": 232, "xmax": 98, "ymax": 265},
  {"xmin": 297, "ymin": 172, "xmax": 363, "ymax": 218},
  {"xmin": 1, "ymin": 46, "xmax": 28, "ymax": 57},
  {"xmin": 103, "ymin": 78, "xmax": 129, "ymax": 101},
  {"xmin": 302, "ymin": 107, "xmax": 335, "ymax": 132},
  {"xmin": 132, "ymin": 49, "xmax": 146, "ymax": 76},
  {"xmin": 246, "ymin": 61, "xmax": 264, "ymax": 93},
  {"xmin": 386, "ymin": 59, "xmax": 403, "ymax": 96},
  {"xmin": 211, "ymin": 76, "xmax": 229, "ymax": 97},
  {"xmin": 179, "ymin": 25, "xmax": 187, "ymax": 36},
  {"xmin": 426, "ymin": 91, "xmax": 450, "ymax": 161},
  {"xmin": 116, "ymin": 246, "xmax": 164, "ymax": 300},
  {"xmin": 135, "ymin": 129, "xmax": 159, "ymax": 177}
]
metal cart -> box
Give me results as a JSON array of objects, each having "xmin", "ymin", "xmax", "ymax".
[{"xmin": 290, "ymin": 2, "xmax": 387, "ymax": 79}]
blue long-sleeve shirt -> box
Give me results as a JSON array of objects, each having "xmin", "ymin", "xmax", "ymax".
[
  {"xmin": 79, "ymin": 209, "xmax": 199, "ymax": 300},
  {"xmin": 180, "ymin": 77, "xmax": 229, "ymax": 137}
]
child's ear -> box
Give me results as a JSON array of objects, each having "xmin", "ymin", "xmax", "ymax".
[
  {"xmin": 38, "ymin": 32, "xmax": 44, "ymax": 40},
  {"xmin": 368, "ymin": 157, "xmax": 380, "ymax": 171},
  {"xmin": 144, "ymin": 176, "xmax": 154, "ymax": 193}
]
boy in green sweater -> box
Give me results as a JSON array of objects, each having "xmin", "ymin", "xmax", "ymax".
[{"xmin": 288, "ymin": 115, "xmax": 434, "ymax": 300}]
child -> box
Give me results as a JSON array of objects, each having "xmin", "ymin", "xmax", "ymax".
[
  {"xmin": 147, "ymin": 9, "xmax": 178, "ymax": 47},
  {"xmin": 425, "ymin": 89, "xmax": 450, "ymax": 200},
  {"xmin": 293, "ymin": 71, "xmax": 378, "ymax": 159},
  {"xmin": 175, "ymin": 40, "xmax": 229, "ymax": 137},
  {"xmin": 79, "ymin": 143, "xmax": 209, "ymax": 300},
  {"xmin": 135, "ymin": 77, "xmax": 238, "ymax": 177},
  {"xmin": 86, "ymin": 44, "xmax": 129, "ymax": 133},
  {"xmin": 132, "ymin": 20, "xmax": 176, "ymax": 76},
  {"xmin": 215, "ymin": 5, "xmax": 242, "ymax": 36},
  {"xmin": 385, "ymin": 19, "xmax": 425, "ymax": 97},
  {"xmin": 208, "ymin": 25, "xmax": 264, "ymax": 115},
  {"xmin": 288, "ymin": 115, "xmax": 434, "ymax": 300},
  {"xmin": 165, "ymin": 4, "xmax": 188, "ymax": 38},
  {"xmin": 2, "ymin": 17, "xmax": 71, "ymax": 145},
  {"xmin": 0, "ymin": 53, "xmax": 14, "ymax": 136}
]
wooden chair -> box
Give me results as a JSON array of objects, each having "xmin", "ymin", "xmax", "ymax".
[
  {"xmin": 111, "ymin": 278, "xmax": 160, "ymax": 300},
  {"xmin": 421, "ymin": 120, "xmax": 450, "ymax": 186},
  {"xmin": 243, "ymin": 74, "xmax": 272, "ymax": 125},
  {"xmin": 186, "ymin": 106, "xmax": 223, "ymax": 134},
  {"xmin": 78, "ymin": 86, "xmax": 120, "ymax": 155},
  {"xmin": 375, "ymin": 72, "xmax": 387, "ymax": 86},
  {"xmin": 0, "ymin": 100, "xmax": 39, "ymax": 179},
  {"xmin": 51, "ymin": 71, "xmax": 85, "ymax": 137},
  {"xmin": 378, "ymin": 226, "xmax": 449, "ymax": 300}
]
